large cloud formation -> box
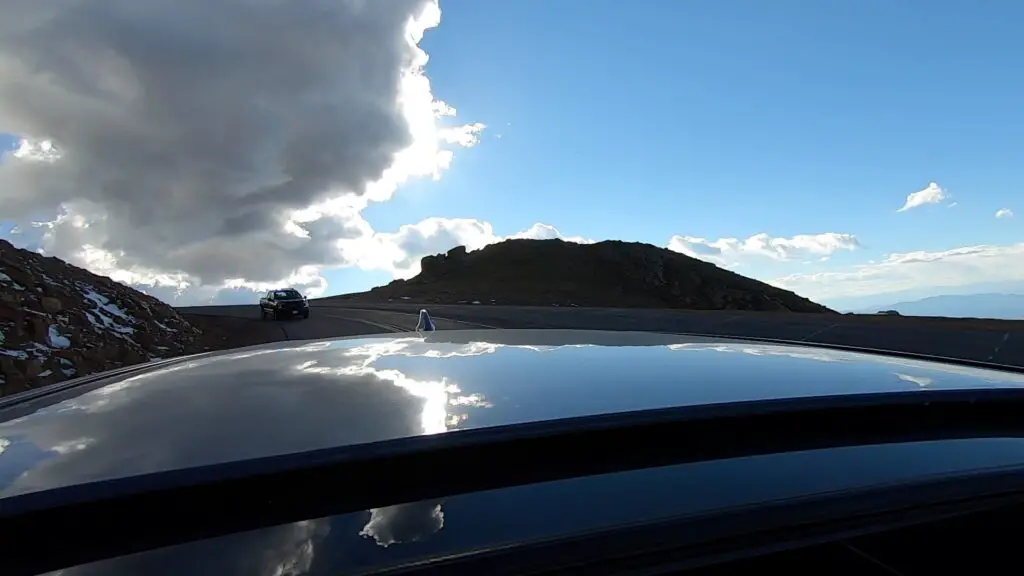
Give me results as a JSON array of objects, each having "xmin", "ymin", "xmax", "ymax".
[
  {"xmin": 0, "ymin": 0, "xmax": 484, "ymax": 301},
  {"xmin": 668, "ymin": 232, "xmax": 861, "ymax": 264},
  {"xmin": 342, "ymin": 219, "xmax": 595, "ymax": 279},
  {"xmin": 771, "ymin": 243, "xmax": 1024, "ymax": 303}
]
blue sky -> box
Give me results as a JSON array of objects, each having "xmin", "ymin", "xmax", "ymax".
[
  {"xmin": 401, "ymin": 0, "xmax": 1024, "ymax": 240},
  {"xmin": 358, "ymin": 0, "xmax": 1023, "ymax": 308},
  {"xmin": 1, "ymin": 0, "xmax": 1021, "ymax": 309}
]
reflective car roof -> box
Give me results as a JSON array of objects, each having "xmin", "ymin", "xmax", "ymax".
[
  {"xmin": 4, "ymin": 329, "xmax": 1024, "ymax": 574},
  {"xmin": 3, "ymin": 329, "xmax": 1024, "ymax": 499}
]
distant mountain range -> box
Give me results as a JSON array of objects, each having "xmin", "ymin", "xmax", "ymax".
[{"xmin": 849, "ymin": 293, "xmax": 1024, "ymax": 320}]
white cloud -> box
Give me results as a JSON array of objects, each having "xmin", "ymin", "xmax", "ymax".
[
  {"xmin": 772, "ymin": 243, "xmax": 1024, "ymax": 301},
  {"xmin": 667, "ymin": 232, "xmax": 860, "ymax": 264},
  {"xmin": 0, "ymin": 0, "xmax": 483, "ymax": 302},
  {"xmin": 996, "ymin": 208, "xmax": 1014, "ymax": 219},
  {"xmin": 897, "ymin": 182, "xmax": 948, "ymax": 212},
  {"xmin": 508, "ymin": 222, "xmax": 594, "ymax": 245},
  {"xmin": 6, "ymin": 210, "xmax": 592, "ymax": 305},
  {"xmin": 360, "ymin": 501, "xmax": 445, "ymax": 547},
  {"xmin": 342, "ymin": 219, "xmax": 594, "ymax": 279}
]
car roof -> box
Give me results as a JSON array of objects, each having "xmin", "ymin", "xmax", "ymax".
[
  {"xmin": 3, "ymin": 329, "xmax": 1024, "ymax": 499},
  {"xmin": 4, "ymin": 329, "xmax": 1024, "ymax": 574}
]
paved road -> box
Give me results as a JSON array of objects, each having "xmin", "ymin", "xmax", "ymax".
[
  {"xmin": 177, "ymin": 302, "xmax": 1024, "ymax": 368},
  {"xmin": 179, "ymin": 303, "xmax": 487, "ymax": 340}
]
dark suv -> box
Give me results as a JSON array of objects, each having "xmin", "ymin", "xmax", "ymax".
[{"xmin": 259, "ymin": 288, "xmax": 310, "ymax": 320}]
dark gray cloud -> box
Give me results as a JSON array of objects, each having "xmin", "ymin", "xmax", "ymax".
[{"xmin": 0, "ymin": 0, "xmax": 448, "ymax": 286}]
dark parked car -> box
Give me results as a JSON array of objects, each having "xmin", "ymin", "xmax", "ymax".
[
  {"xmin": 260, "ymin": 288, "xmax": 310, "ymax": 320},
  {"xmin": 2, "ymin": 327, "xmax": 1024, "ymax": 575}
]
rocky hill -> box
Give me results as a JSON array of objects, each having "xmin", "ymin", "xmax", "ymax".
[
  {"xmin": 342, "ymin": 239, "xmax": 835, "ymax": 313},
  {"xmin": 0, "ymin": 240, "xmax": 215, "ymax": 396}
]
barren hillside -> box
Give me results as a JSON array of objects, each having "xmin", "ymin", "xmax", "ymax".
[
  {"xmin": 333, "ymin": 239, "xmax": 835, "ymax": 313},
  {"xmin": 0, "ymin": 240, "xmax": 284, "ymax": 396}
]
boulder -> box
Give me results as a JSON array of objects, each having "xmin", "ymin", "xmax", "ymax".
[{"xmin": 40, "ymin": 296, "xmax": 63, "ymax": 314}]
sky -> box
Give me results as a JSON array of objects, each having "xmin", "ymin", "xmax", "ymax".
[{"xmin": 0, "ymin": 0, "xmax": 1021, "ymax": 311}]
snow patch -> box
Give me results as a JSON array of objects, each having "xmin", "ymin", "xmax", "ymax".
[
  {"xmin": 47, "ymin": 325, "xmax": 71, "ymax": 349},
  {"xmin": 26, "ymin": 343, "xmax": 52, "ymax": 358},
  {"xmin": 0, "ymin": 349, "xmax": 28, "ymax": 360},
  {"xmin": 0, "ymin": 271, "xmax": 25, "ymax": 290},
  {"xmin": 82, "ymin": 300, "xmax": 135, "ymax": 336},
  {"xmin": 0, "ymin": 273, "xmax": 24, "ymax": 290},
  {"xmin": 80, "ymin": 285, "xmax": 133, "ymax": 321},
  {"xmin": 57, "ymin": 358, "xmax": 77, "ymax": 378},
  {"xmin": 38, "ymin": 370, "xmax": 53, "ymax": 378},
  {"xmin": 155, "ymin": 321, "xmax": 178, "ymax": 333}
]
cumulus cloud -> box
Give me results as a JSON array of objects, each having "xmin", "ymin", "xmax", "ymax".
[
  {"xmin": 508, "ymin": 222, "xmax": 593, "ymax": 244},
  {"xmin": 0, "ymin": 0, "xmax": 482, "ymax": 300},
  {"xmin": 342, "ymin": 219, "xmax": 594, "ymax": 279},
  {"xmin": 897, "ymin": 182, "xmax": 948, "ymax": 212},
  {"xmin": 360, "ymin": 501, "xmax": 446, "ymax": 547},
  {"xmin": 996, "ymin": 208, "xmax": 1014, "ymax": 219},
  {"xmin": 667, "ymin": 232, "xmax": 860, "ymax": 264},
  {"xmin": 771, "ymin": 243, "xmax": 1024, "ymax": 301}
]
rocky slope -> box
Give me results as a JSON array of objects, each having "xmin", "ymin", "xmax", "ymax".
[
  {"xmin": 340, "ymin": 239, "xmax": 835, "ymax": 313},
  {"xmin": 0, "ymin": 239, "xmax": 209, "ymax": 396}
]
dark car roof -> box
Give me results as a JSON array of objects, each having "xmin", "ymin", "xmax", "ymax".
[
  {"xmin": 3, "ymin": 329, "xmax": 1024, "ymax": 498},
  {"xmin": 4, "ymin": 329, "xmax": 1024, "ymax": 574}
]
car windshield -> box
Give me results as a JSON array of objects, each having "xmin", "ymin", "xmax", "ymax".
[{"xmin": 274, "ymin": 290, "xmax": 301, "ymax": 299}]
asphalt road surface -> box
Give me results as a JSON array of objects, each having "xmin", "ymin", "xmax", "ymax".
[
  {"xmin": 179, "ymin": 303, "xmax": 489, "ymax": 340},
  {"xmin": 177, "ymin": 302, "xmax": 1024, "ymax": 368}
]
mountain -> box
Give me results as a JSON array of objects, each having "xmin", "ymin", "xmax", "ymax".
[
  {"xmin": 0, "ymin": 240, "xmax": 286, "ymax": 397},
  {"xmin": 825, "ymin": 281, "xmax": 1024, "ymax": 313},
  {"xmin": 334, "ymin": 239, "xmax": 835, "ymax": 313},
  {"xmin": 851, "ymin": 293, "xmax": 1024, "ymax": 320},
  {"xmin": 0, "ymin": 239, "xmax": 212, "ymax": 395}
]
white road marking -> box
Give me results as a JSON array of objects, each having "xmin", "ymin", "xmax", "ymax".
[
  {"xmin": 323, "ymin": 315, "xmax": 405, "ymax": 334},
  {"xmin": 316, "ymin": 306, "xmax": 499, "ymax": 329},
  {"xmin": 987, "ymin": 332, "xmax": 1012, "ymax": 361},
  {"xmin": 800, "ymin": 323, "xmax": 838, "ymax": 342}
]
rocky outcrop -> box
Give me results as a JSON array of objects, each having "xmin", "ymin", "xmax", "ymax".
[
  {"xmin": 350, "ymin": 239, "xmax": 836, "ymax": 313},
  {"xmin": 0, "ymin": 239, "xmax": 204, "ymax": 396}
]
